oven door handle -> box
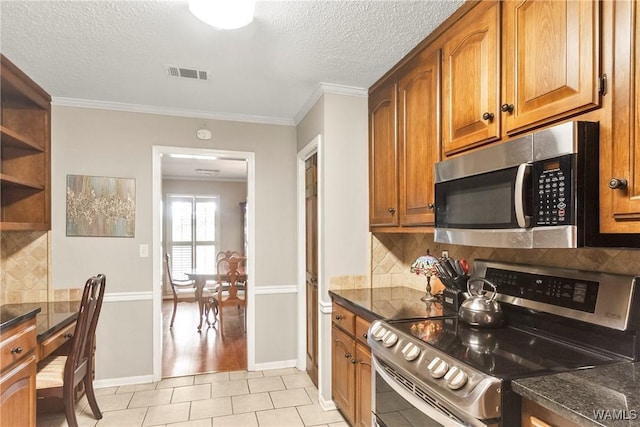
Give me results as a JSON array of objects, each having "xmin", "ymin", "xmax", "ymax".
[
  {"xmin": 515, "ymin": 163, "xmax": 531, "ymax": 228},
  {"xmin": 373, "ymin": 357, "xmax": 470, "ymax": 427}
]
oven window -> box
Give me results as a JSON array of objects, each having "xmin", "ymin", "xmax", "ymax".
[{"xmin": 435, "ymin": 166, "xmax": 528, "ymax": 229}]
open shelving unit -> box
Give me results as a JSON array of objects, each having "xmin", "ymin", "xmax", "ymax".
[{"xmin": 1, "ymin": 54, "xmax": 51, "ymax": 231}]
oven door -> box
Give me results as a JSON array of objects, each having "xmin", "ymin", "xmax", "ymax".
[{"xmin": 372, "ymin": 357, "xmax": 497, "ymax": 427}]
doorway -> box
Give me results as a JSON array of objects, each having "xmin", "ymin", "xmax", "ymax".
[{"xmin": 152, "ymin": 146, "xmax": 256, "ymax": 381}]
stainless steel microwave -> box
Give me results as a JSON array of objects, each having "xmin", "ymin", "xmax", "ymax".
[{"xmin": 434, "ymin": 121, "xmax": 600, "ymax": 248}]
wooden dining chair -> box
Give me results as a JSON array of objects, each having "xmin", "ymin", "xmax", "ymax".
[
  {"xmin": 215, "ymin": 256, "xmax": 246, "ymax": 335},
  {"xmin": 35, "ymin": 274, "xmax": 106, "ymax": 427},
  {"xmin": 165, "ymin": 253, "xmax": 196, "ymax": 327}
]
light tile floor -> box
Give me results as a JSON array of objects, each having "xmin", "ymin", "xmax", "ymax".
[{"xmin": 37, "ymin": 368, "xmax": 348, "ymax": 427}]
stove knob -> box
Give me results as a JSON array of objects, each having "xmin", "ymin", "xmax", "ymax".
[
  {"xmin": 382, "ymin": 331, "xmax": 398, "ymax": 347},
  {"xmin": 427, "ymin": 357, "xmax": 449, "ymax": 379},
  {"xmin": 401, "ymin": 343, "xmax": 421, "ymax": 361},
  {"xmin": 444, "ymin": 366, "xmax": 468, "ymax": 390},
  {"xmin": 370, "ymin": 323, "xmax": 386, "ymax": 341}
]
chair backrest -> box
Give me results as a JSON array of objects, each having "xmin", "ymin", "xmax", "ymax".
[
  {"xmin": 65, "ymin": 274, "xmax": 106, "ymax": 388},
  {"xmin": 216, "ymin": 250, "xmax": 242, "ymax": 263},
  {"xmin": 165, "ymin": 253, "xmax": 175, "ymax": 284},
  {"xmin": 216, "ymin": 257, "xmax": 245, "ymax": 304}
]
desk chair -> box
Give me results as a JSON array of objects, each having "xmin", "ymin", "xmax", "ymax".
[
  {"xmin": 36, "ymin": 274, "xmax": 106, "ymax": 427},
  {"xmin": 165, "ymin": 253, "xmax": 196, "ymax": 327}
]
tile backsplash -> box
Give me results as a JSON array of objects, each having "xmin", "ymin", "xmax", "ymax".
[
  {"xmin": 1, "ymin": 231, "xmax": 50, "ymax": 305},
  {"xmin": 371, "ymin": 233, "xmax": 640, "ymax": 291}
]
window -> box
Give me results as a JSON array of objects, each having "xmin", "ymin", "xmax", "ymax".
[{"xmin": 167, "ymin": 195, "xmax": 218, "ymax": 280}]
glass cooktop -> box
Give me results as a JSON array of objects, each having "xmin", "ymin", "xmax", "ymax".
[{"xmin": 388, "ymin": 316, "xmax": 621, "ymax": 380}]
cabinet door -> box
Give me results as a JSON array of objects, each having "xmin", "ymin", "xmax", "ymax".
[
  {"xmin": 331, "ymin": 325, "xmax": 355, "ymax": 425},
  {"xmin": 502, "ymin": 0, "xmax": 600, "ymax": 134},
  {"xmin": 354, "ymin": 344, "xmax": 372, "ymax": 427},
  {"xmin": 398, "ymin": 48, "xmax": 440, "ymax": 225},
  {"xmin": 0, "ymin": 354, "xmax": 36, "ymax": 427},
  {"xmin": 442, "ymin": 1, "xmax": 500, "ymax": 156},
  {"xmin": 599, "ymin": 0, "xmax": 640, "ymax": 234},
  {"xmin": 369, "ymin": 81, "xmax": 398, "ymax": 227}
]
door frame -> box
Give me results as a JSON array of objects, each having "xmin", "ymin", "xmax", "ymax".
[
  {"xmin": 296, "ymin": 135, "xmax": 322, "ymax": 372},
  {"xmin": 152, "ymin": 145, "xmax": 256, "ymax": 381}
]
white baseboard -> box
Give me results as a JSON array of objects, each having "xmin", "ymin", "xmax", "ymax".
[
  {"xmin": 94, "ymin": 374, "xmax": 155, "ymax": 389},
  {"xmin": 319, "ymin": 395, "xmax": 337, "ymax": 411},
  {"xmin": 252, "ymin": 359, "xmax": 298, "ymax": 371}
]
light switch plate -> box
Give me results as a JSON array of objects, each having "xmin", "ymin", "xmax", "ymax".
[{"xmin": 139, "ymin": 244, "xmax": 149, "ymax": 258}]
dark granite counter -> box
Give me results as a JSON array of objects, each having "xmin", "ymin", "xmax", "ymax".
[
  {"xmin": 513, "ymin": 362, "xmax": 640, "ymax": 427},
  {"xmin": 0, "ymin": 301, "xmax": 80, "ymax": 341},
  {"xmin": 329, "ymin": 287, "xmax": 452, "ymax": 320}
]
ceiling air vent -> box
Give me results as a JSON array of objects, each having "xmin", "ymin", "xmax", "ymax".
[{"xmin": 166, "ymin": 65, "xmax": 209, "ymax": 81}]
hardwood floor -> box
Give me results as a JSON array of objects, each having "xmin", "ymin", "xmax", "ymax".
[{"xmin": 162, "ymin": 299, "xmax": 247, "ymax": 378}]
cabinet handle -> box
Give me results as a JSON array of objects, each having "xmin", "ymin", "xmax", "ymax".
[
  {"xmin": 482, "ymin": 112, "xmax": 494, "ymax": 121},
  {"xmin": 351, "ymin": 359, "xmax": 359, "ymax": 364},
  {"xmin": 388, "ymin": 207, "xmax": 396, "ymax": 214},
  {"xmin": 335, "ymin": 315, "xmax": 344, "ymax": 321},
  {"xmin": 427, "ymin": 203, "xmax": 435, "ymax": 210},
  {"xmin": 609, "ymin": 178, "xmax": 628, "ymax": 190},
  {"xmin": 363, "ymin": 333, "xmax": 368, "ymax": 339},
  {"xmin": 500, "ymin": 103, "xmax": 514, "ymax": 113},
  {"xmin": 10, "ymin": 347, "xmax": 23, "ymax": 355},
  {"xmin": 63, "ymin": 333, "xmax": 74, "ymax": 339},
  {"xmin": 344, "ymin": 352, "xmax": 352, "ymax": 358}
]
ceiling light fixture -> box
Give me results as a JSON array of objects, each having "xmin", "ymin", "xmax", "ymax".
[{"xmin": 188, "ymin": 0, "xmax": 256, "ymax": 30}]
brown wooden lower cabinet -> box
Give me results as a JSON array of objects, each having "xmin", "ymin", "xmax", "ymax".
[
  {"xmin": 521, "ymin": 398, "xmax": 581, "ymax": 427},
  {"xmin": 331, "ymin": 302, "xmax": 372, "ymax": 427},
  {"xmin": 0, "ymin": 317, "xmax": 37, "ymax": 427}
]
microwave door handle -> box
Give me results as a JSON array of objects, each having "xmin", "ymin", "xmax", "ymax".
[{"xmin": 515, "ymin": 163, "xmax": 531, "ymax": 228}]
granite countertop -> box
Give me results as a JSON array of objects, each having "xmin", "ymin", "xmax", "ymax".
[
  {"xmin": 513, "ymin": 362, "xmax": 640, "ymax": 427},
  {"xmin": 0, "ymin": 301, "xmax": 81, "ymax": 340},
  {"xmin": 329, "ymin": 286, "xmax": 453, "ymax": 320}
]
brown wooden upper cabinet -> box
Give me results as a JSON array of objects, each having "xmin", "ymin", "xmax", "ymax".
[
  {"xmin": 442, "ymin": 0, "xmax": 601, "ymax": 157},
  {"xmin": 369, "ymin": 47, "xmax": 440, "ymax": 229},
  {"xmin": 398, "ymin": 48, "xmax": 440, "ymax": 226},
  {"xmin": 0, "ymin": 55, "xmax": 51, "ymax": 231},
  {"xmin": 598, "ymin": 0, "xmax": 640, "ymax": 237},
  {"xmin": 369, "ymin": 80, "xmax": 398, "ymax": 227},
  {"xmin": 442, "ymin": 1, "xmax": 500, "ymax": 156}
]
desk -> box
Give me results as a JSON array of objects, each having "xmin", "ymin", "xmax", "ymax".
[
  {"xmin": 0, "ymin": 300, "xmax": 80, "ymax": 427},
  {"xmin": 186, "ymin": 269, "xmax": 247, "ymax": 331}
]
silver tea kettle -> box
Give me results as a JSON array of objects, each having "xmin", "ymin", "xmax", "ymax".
[{"xmin": 458, "ymin": 278, "xmax": 504, "ymax": 328}]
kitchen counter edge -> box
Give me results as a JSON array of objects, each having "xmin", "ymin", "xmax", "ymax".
[{"xmin": 512, "ymin": 361, "xmax": 640, "ymax": 427}]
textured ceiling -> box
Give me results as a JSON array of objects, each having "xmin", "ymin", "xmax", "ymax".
[{"xmin": 0, "ymin": 0, "xmax": 464, "ymax": 125}]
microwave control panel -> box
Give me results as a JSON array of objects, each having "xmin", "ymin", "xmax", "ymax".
[{"xmin": 533, "ymin": 155, "xmax": 574, "ymax": 226}]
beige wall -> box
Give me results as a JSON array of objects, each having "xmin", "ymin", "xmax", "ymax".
[{"xmin": 50, "ymin": 105, "xmax": 298, "ymax": 382}]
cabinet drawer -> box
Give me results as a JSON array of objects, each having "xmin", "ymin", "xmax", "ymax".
[
  {"xmin": 332, "ymin": 303, "xmax": 355, "ymax": 335},
  {"xmin": 38, "ymin": 321, "xmax": 75, "ymax": 361},
  {"xmin": 355, "ymin": 317, "xmax": 371, "ymax": 346},
  {"xmin": 0, "ymin": 321, "xmax": 36, "ymax": 372}
]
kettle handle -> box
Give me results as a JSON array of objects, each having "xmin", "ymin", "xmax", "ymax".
[{"xmin": 466, "ymin": 277, "xmax": 498, "ymax": 301}]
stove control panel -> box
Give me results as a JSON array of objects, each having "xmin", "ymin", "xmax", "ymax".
[{"xmin": 367, "ymin": 319, "xmax": 502, "ymax": 420}]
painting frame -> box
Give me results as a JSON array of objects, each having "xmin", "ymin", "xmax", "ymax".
[{"xmin": 66, "ymin": 174, "xmax": 136, "ymax": 237}]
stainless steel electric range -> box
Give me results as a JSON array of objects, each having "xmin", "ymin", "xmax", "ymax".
[{"xmin": 368, "ymin": 260, "xmax": 640, "ymax": 427}]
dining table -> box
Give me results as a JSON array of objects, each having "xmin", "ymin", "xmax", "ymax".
[{"xmin": 186, "ymin": 266, "xmax": 247, "ymax": 331}]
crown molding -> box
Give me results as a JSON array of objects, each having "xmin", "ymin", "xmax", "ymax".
[
  {"xmin": 51, "ymin": 97, "xmax": 296, "ymax": 126},
  {"xmin": 293, "ymin": 82, "xmax": 368, "ymax": 125}
]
